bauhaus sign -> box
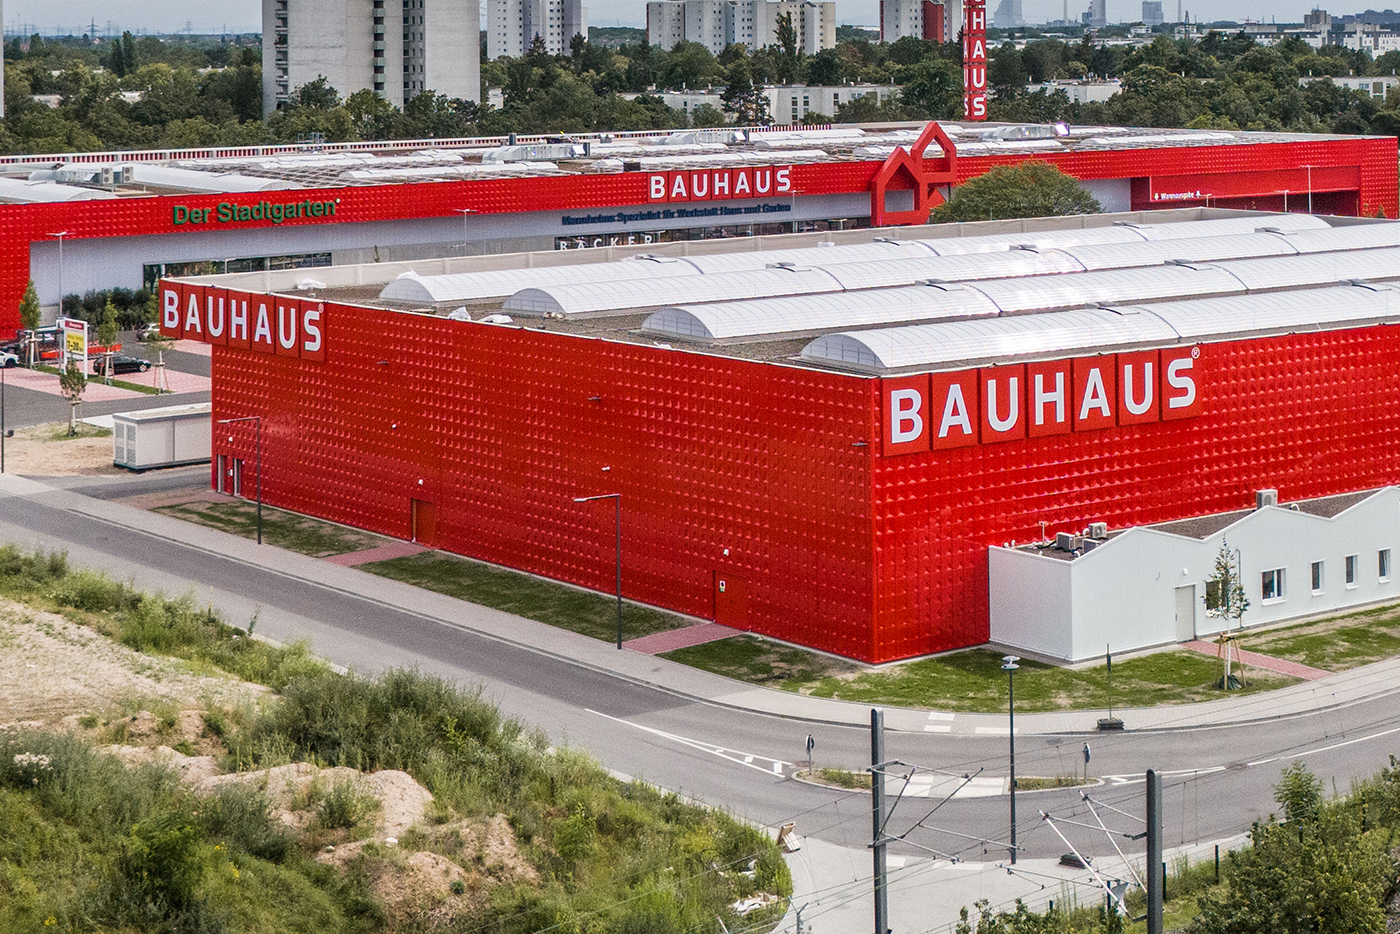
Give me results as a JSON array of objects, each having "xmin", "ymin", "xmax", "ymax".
[
  {"xmin": 159, "ymin": 284, "xmax": 325, "ymax": 362},
  {"xmin": 648, "ymin": 166, "xmax": 793, "ymax": 203},
  {"xmin": 963, "ymin": 0, "xmax": 988, "ymax": 121},
  {"xmin": 881, "ymin": 348, "xmax": 1201, "ymax": 455}
]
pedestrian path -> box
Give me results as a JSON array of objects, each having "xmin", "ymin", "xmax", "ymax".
[
  {"xmin": 323, "ymin": 541, "xmax": 427, "ymax": 567},
  {"xmin": 3, "ymin": 365, "xmax": 210, "ymax": 400},
  {"xmin": 1181, "ymin": 639, "xmax": 1331, "ymax": 681},
  {"xmin": 624, "ymin": 622, "xmax": 742, "ymax": 654}
]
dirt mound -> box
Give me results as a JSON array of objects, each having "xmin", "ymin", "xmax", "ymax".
[
  {"xmin": 99, "ymin": 743, "xmax": 220, "ymax": 783},
  {"xmin": 198, "ymin": 764, "xmax": 433, "ymax": 838}
]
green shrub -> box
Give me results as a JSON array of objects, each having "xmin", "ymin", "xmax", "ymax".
[
  {"xmin": 198, "ymin": 785, "xmax": 293, "ymax": 863},
  {"xmin": 120, "ymin": 812, "xmax": 207, "ymax": 912},
  {"xmin": 315, "ymin": 778, "xmax": 378, "ymax": 830}
]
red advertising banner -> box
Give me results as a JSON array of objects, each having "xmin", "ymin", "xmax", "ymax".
[{"xmin": 963, "ymin": 0, "xmax": 988, "ymax": 120}]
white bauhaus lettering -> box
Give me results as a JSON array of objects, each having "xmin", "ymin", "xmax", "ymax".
[
  {"xmin": 939, "ymin": 385, "xmax": 973, "ymax": 438},
  {"xmin": 671, "ymin": 175, "xmax": 688, "ymax": 199},
  {"xmin": 776, "ymin": 168, "xmax": 792, "ymax": 193},
  {"xmin": 713, "ymin": 172, "xmax": 729, "ymax": 196},
  {"xmin": 890, "ymin": 389, "xmax": 925, "ymax": 444},
  {"xmin": 970, "ymin": 68, "xmax": 987, "ymax": 89},
  {"xmin": 252, "ymin": 302, "xmax": 273, "ymax": 346},
  {"xmin": 206, "ymin": 295, "xmax": 225, "ymax": 338},
  {"xmin": 691, "ymin": 172, "xmax": 709, "ymax": 198},
  {"xmin": 162, "ymin": 290, "xmax": 180, "ymax": 329},
  {"xmin": 301, "ymin": 307, "xmax": 323, "ymax": 353},
  {"xmin": 1033, "ymin": 371, "xmax": 1065, "ymax": 426},
  {"xmin": 650, "ymin": 175, "xmax": 666, "ymax": 199},
  {"xmin": 756, "ymin": 169, "xmax": 773, "ymax": 194},
  {"xmin": 1123, "ymin": 361, "xmax": 1155, "ymax": 415},
  {"xmin": 184, "ymin": 294, "xmax": 203, "ymax": 334},
  {"xmin": 1166, "ymin": 357, "xmax": 1196, "ymax": 408},
  {"xmin": 986, "ymin": 377, "xmax": 1020, "ymax": 431},
  {"xmin": 734, "ymin": 172, "xmax": 751, "ymax": 196},
  {"xmin": 230, "ymin": 300, "xmax": 248, "ymax": 342},
  {"xmin": 970, "ymin": 96, "xmax": 987, "ymax": 117},
  {"xmin": 1079, "ymin": 368, "xmax": 1111, "ymax": 420},
  {"xmin": 277, "ymin": 304, "xmax": 299, "ymax": 349}
]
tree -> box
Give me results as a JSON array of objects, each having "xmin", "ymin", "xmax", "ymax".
[
  {"xmin": 97, "ymin": 301, "xmax": 119, "ymax": 384},
  {"xmin": 1274, "ymin": 761, "xmax": 1323, "ymax": 824},
  {"xmin": 19, "ymin": 280, "xmax": 41, "ymax": 367},
  {"xmin": 721, "ymin": 62, "xmax": 770, "ymax": 126},
  {"xmin": 59, "ymin": 361, "xmax": 86, "ymax": 435},
  {"xmin": 1204, "ymin": 539, "xmax": 1248, "ymax": 628},
  {"xmin": 774, "ymin": 12, "xmax": 801, "ymax": 85},
  {"xmin": 930, "ymin": 162, "xmax": 1102, "ymax": 223},
  {"xmin": 901, "ymin": 59, "xmax": 963, "ymax": 118}
]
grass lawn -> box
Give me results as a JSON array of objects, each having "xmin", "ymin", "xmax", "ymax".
[
  {"xmin": 361, "ymin": 551, "xmax": 692, "ymax": 643},
  {"xmin": 1241, "ymin": 602, "xmax": 1400, "ymax": 671},
  {"xmin": 151, "ymin": 499, "xmax": 385, "ymax": 557},
  {"xmin": 660, "ymin": 634, "xmax": 859, "ymax": 686},
  {"xmin": 664, "ymin": 641, "xmax": 1296, "ymax": 712}
]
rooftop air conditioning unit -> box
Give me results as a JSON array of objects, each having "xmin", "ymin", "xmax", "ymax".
[
  {"xmin": 1256, "ymin": 489, "xmax": 1278, "ymax": 509},
  {"xmin": 1087, "ymin": 522, "xmax": 1109, "ymax": 540},
  {"xmin": 1055, "ymin": 532, "xmax": 1075, "ymax": 550}
]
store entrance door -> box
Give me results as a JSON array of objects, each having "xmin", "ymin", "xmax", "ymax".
[{"xmin": 411, "ymin": 498, "xmax": 439, "ymax": 547}]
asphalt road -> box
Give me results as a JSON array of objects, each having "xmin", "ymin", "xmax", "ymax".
[{"xmin": 7, "ymin": 471, "xmax": 1400, "ymax": 870}]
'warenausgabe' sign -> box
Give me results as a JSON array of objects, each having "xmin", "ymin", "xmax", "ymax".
[{"xmin": 172, "ymin": 197, "xmax": 342, "ymax": 226}]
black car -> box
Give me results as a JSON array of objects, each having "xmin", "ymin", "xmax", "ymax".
[{"xmin": 106, "ymin": 354, "xmax": 152, "ymax": 374}]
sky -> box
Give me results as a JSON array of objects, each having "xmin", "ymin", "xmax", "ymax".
[{"xmin": 0, "ymin": 0, "xmax": 1372, "ymax": 36}]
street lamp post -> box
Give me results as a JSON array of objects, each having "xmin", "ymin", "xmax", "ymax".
[
  {"xmin": 47, "ymin": 231, "xmax": 72, "ymax": 319},
  {"xmin": 1002, "ymin": 654, "xmax": 1020, "ymax": 864},
  {"xmin": 218, "ymin": 416, "xmax": 262, "ymax": 544},
  {"xmin": 454, "ymin": 208, "xmax": 479, "ymax": 254},
  {"xmin": 573, "ymin": 492, "xmax": 622, "ymax": 649}
]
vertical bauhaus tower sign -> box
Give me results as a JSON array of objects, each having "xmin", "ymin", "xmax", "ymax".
[{"xmin": 963, "ymin": 0, "xmax": 988, "ymax": 119}]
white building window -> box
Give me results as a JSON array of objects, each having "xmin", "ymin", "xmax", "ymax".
[
  {"xmin": 1261, "ymin": 568, "xmax": 1285, "ymax": 603},
  {"xmin": 1381, "ymin": 549, "xmax": 1392, "ymax": 582},
  {"xmin": 1311, "ymin": 561, "xmax": 1324, "ymax": 594},
  {"xmin": 1346, "ymin": 554, "xmax": 1358, "ymax": 587}
]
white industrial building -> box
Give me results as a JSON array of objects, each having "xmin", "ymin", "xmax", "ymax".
[
  {"xmin": 1026, "ymin": 78, "xmax": 1122, "ymax": 104},
  {"xmin": 646, "ymin": 0, "xmax": 836, "ymax": 55},
  {"xmin": 637, "ymin": 84, "xmax": 902, "ymax": 121},
  {"xmin": 262, "ymin": 0, "xmax": 481, "ymax": 112},
  {"xmin": 992, "ymin": 488, "xmax": 1400, "ymax": 663},
  {"xmin": 487, "ymin": 0, "xmax": 588, "ymax": 58}
]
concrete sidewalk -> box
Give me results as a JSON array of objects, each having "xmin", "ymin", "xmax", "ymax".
[{"xmin": 3, "ymin": 472, "xmax": 1399, "ymax": 736}]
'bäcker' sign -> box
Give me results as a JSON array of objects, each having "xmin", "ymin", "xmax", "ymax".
[{"xmin": 881, "ymin": 348, "xmax": 1202, "ymax": 455}]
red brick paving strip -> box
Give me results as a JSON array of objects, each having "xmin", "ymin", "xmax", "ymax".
[
  {"xmin": 625, "ymin": 622, "xmax": 744, "ymax": 655},
  {"xmin": 1181, "ymin": 640, "xmax": 1332, "ymax": 681},
  {"xmin": 323, "ymin": 542, "xmax": 429, "ymax": 566}
]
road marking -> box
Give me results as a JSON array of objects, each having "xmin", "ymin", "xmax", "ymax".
[
  {"xmin": 924, "ymin": 724, "xmax": 952, "ymax": 733},
  {"xmin": 1247, "ymin": 725, "xmax": 1400, "ymax": 767},
  {"xmin": 975, "ymin": 726, "xmax": 1017, "ymax": 735},
  {"xmin": 1103, "ymin": 766, "xmax": 1227, "ymax": 785},
  {"xmin": 894, "ymin": 775, "xmax": 1005, "ymax": 799},
  {"xmin": 927, "ymin": 712, "xmax": 955, "ymax": 721},
  {"xmin": 586, "ymin": 709, "xmax": 794, "ymax": 777}
]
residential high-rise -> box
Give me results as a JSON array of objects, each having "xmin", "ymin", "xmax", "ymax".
[
  {"xmin": 488, "ymin": 0, "xmax": 589, "ymax": 58},
  {"xmin": 646, "ymin": 0, "xmax": 835, "ymax": 55},
  {"xmin": 1086, "ymin": 0, "xmax": 1107, "ymax": 26},
  {"xmin": 880, "ymin": 0, "xmax": 953, "ymax": 42},
  {"xmin": 1142, "ymin": 0, "xmax": 1163, "ymax": 24},
  {"xmin": 993, "ymin": 0, "xmax": 1023, "ymax": 27},
  {"xmin": 262, "ymin": 0, "xmax": 480, "ymax": 114}
]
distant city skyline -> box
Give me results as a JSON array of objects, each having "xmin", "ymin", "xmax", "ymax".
[{"xmin": 0, "ymin": 0, "xmax": 1387, "ymax": 36}]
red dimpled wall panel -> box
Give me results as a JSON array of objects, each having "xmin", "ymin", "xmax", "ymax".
[
  {"xmin": 870, "ymin": 328, "xmax": 1400, "ymax": 660},
  {"xmin": 208, "ymin": 293, "xmax": 879, "ymax": 659}
]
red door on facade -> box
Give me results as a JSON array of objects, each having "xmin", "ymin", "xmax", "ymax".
[
  {"xmin": 411, "ymin": 498, "xmax": 438, "ymax": 547},
  {"xmin": 714, "ymin": 573, "xmax": 749, "ymax": 630}
]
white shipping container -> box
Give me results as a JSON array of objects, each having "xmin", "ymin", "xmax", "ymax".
[{"xmin": 112, "ymin": 403, "xmax": 211, "ymax": 470}]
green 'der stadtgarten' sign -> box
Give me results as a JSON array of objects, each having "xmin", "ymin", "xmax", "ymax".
[{"xmin": 172, "ymin": 198, "xmax": 341, "ymax": 226}]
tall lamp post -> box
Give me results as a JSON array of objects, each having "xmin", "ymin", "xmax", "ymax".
[
  {"xmin": 573, "ymin": 492, "xmax": 622, "ymax": 649},
  {"xmin": 47, "ymin": 231, "xmax": 72, "ymax": 318},
  {"xmin": 218, "ymin": 415, "xmax": 262, "ymax": 544},
  {"xmin": 1002, "ymin": 654, "xmax": 1020, "ymax": 864}
]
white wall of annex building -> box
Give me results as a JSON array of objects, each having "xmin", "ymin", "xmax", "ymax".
[{"xmin": 990, "ymin": 489, "xmax": 1400, "ymax": 662}]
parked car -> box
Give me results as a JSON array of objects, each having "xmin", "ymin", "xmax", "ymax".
[
  {"xmin": 0, "ymin": 351, "xmax": 16, "ymax": 368},
  {"xmin": 106, "ymin": 354, "xmax": 152, "ymax": 374},
  {"xmin": 136, "ymin": 323, "xmax": 162, "ymax": 341}
]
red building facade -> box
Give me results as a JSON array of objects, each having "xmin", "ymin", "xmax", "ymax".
[{"xmin": 159, "ymin": 276, "xmax": 1400, "ymax": 662}]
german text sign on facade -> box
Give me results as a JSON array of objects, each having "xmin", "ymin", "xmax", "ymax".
[
  {"xmin": 881, "ymin": 348, "xmax": 1202, "ymax": 454},
  {"xmin": 160, "ymin": 284, "xmax": 325, "ymax": 362},
  {"xmin": 963, "ymin": 0, "xmax": 988, "ymax": 120}
]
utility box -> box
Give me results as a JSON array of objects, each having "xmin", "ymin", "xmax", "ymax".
[{"xmin": 112, "ymin": 403, "xmax": 211, "ymax": 470}]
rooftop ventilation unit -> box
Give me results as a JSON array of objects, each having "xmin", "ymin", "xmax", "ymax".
[
  {"xmin": 1055, "ymin": 531, "xmax": 1076, "ymax": 550},
  {"xmin": 1256, "ymin": 489, "xmax": 1278, "ymax": 509},
  {"xmin": 1087, "ymin": 522, "xmax": 1109, "ymax": 539}
]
